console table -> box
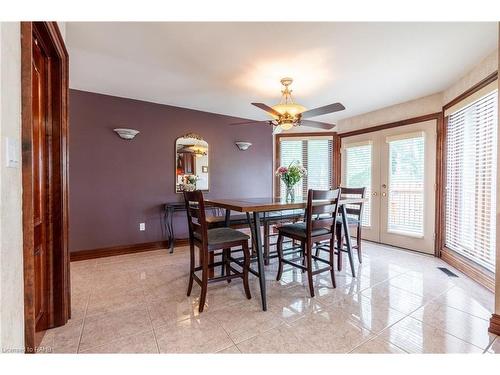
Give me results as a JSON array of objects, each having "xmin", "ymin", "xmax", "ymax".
[{"xmin": 163, "ymin": 202, "xmax": 187, "ymax": 253}]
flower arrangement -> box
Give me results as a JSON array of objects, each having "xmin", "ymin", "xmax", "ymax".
[
  {"xmin": 182, "ymin": 175, "xmax": 199, "ymax": 191},
  {"xmin": 275, "ymin": 161, "xmax": 307, "ymax": 202}
]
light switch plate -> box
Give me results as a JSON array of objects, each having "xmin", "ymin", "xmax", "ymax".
[
  {"xmin": 5, "ymin": 138, "xmax": 20, "ymax": 168},
  {"xmin": 139, "ymin": 222, "xmax": 145, "ymax": 231}
]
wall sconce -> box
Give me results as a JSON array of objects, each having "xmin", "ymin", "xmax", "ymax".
[
  {"xmin": 113, "ymin": 128, "xmax": 140, "ymax": 140},
  {"xmin": 235, "ymin": 141, "xmax": 252, "ymax": 151}
]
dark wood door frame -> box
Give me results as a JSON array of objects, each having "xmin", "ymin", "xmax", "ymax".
[
  {"xmin": 337, "ymin": 112, "xmax": 443, "ymax": 257},
  {"xmin": 21, "ymin": 21, "xmax": 70, "ymax": 353}
]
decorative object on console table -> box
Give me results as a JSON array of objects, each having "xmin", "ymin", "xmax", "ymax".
[
  {"xmin": 275, "ymin": 161, "xmax": 307, "ymax": 202},
  {"xmin": 181, "ymin": 175, "xmax": 199, "ymax": 191}
]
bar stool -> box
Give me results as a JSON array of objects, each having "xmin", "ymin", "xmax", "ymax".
[
  {"xmin": 184, "ymin": 191, "xmax": 252, "ymax": 312},
  {"xmin": 335, "ymin": 187, "xmax": 366, "ymax": 271},
  {"xmin": 275, "ymin": 189, "xmax": 341, "ymax": 297}
]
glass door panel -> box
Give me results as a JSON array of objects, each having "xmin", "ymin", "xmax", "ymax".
[{"xmin": 342, "ymin": 137, "xmax": 380, "ymax": 242}]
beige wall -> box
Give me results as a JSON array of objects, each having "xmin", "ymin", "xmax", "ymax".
[
  {"xmin": 336, "ymin": 93, "xmax": 442, "ymax": 133},
  {"xmin": 443, "ymin": 50, "xmax": 498, "ymax": 105},
  {"xmin": 335, "ymin": 49, "xmax": 498, "ymax": 134},
  {"xmin": 0, "ymin": 22, "xmax": 24, "ymax": 352}
]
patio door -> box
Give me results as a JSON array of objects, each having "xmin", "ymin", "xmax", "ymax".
[{"xmin": 341, "ymin": 120, "xmax": 437, "ymax": 254}]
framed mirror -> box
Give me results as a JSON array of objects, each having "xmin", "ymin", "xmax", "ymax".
[{"xmin": 175, "ymin": 133, "xmax": 209, "ymax": 193}]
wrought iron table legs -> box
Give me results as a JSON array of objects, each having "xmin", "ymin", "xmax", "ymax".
[{"xmin": 165, "ymin": 206, "xmax": 175, "ymax": 253}]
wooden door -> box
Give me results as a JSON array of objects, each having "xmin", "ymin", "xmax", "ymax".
[{"xmin": 32, "ymin": 36, "xmax": 50, "ymax": 332}]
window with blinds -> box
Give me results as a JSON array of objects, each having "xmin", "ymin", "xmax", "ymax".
[
  {"xmin": 344, "ymin": 143, "xmax": 372, "ymax": 227},
  {"xmin": 445, "ymin": 89, "xmax": 498, "ymax": 272},
  {"xmin": 387, "ymin": 135, "xmax": 425, "ymax": 236},
  {"xmin": 278, "ymin": 136, "xmax": 333, "ymax": 200}
]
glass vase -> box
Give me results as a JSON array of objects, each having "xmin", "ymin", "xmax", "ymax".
[{"xmin": 285, "ymin": 185, "xmax": 295, "ymax": 202}]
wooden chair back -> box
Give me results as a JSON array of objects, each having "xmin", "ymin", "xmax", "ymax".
[
  {"xmin": 340, "ymin": 187, "xmax": 366, "ymax": 223},
  {"xmin": 305, "ymin": 189, "xmax": 341, "ymax": 236},
  {"xmin": 183, "ymin": 190, "xmax": 208, "ymax": 246}
]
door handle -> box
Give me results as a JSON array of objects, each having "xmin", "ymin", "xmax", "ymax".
[
  {"xmin": 372, "ymin": 192, "xmax": 378, "ymax": 196},
  {"xmin": 382, "ymin": 192, "xmax": 387, "ymax": 197}
]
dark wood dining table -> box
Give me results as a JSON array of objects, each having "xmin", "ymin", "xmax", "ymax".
[{"xmin": 205, "ymin": 197, "xmax": 366, "ymax": 311}]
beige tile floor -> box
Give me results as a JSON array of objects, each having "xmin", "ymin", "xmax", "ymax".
[{"xmin": 41, "ymin": 241, "xmax": 498, "ymax": 354}]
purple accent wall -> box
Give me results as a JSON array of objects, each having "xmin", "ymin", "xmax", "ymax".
[{"xmin": 69, "ymin": 89, "xmax": 272, "ymax": 252}]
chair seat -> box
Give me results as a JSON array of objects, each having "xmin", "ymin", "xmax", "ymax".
[
  {"xmin": 335, "ymin": 216, "xmax": 360, "ymax": 226},
  {"xmin": 195, "ymin": 227, "xmax": 249, "ymax": 246},
  {"xmin": 277, "ymin": 222, "xmax": 330, "ymax": 238},
  {"xmin": 206, "ymin": 214, "xmax": 248, "ymax": 227}
]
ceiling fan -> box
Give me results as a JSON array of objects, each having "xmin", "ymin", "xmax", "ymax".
[{"xmin": 231, "ymin": 77, "xmax": 345, "ymax": 132}]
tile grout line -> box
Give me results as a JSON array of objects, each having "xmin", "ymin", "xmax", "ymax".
[
  {"xmin": 482, "ymin": 336, "xmax": 496, "ymax": 353},
  {"xmin": 145, "ymin": 301, "xmax": 161, "ymax": 354},
  {"xmin": 75, "ymin": 289, "xmax": 91, "ymax": 353},
  {"xmin": 138, "ymin": 279, "xmax": 161, "ymax": 354}
]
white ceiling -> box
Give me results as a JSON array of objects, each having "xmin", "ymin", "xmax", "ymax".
[{"xmin": 66, "ymin": 22, "xmax": 497, "ymax": 124}]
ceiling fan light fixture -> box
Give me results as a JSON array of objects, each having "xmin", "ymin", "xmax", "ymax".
[
  {"xmin": 271, "ymin": 103, "xmax": 307, "ymax": 118},
  {"xmin": 244, "ymin": 77, "xmax": 344, "ymax": 131},
  {"xmin": 279, "ymin": 122, "xmax": 295, "ymax": 131}
]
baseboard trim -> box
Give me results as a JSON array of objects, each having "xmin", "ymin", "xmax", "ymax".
[
  {"xmin": 489, "ymin": 314, "xmax": 500, "ymax": 335},
  {"xmin": 440, "ymin": 248, "xmax": 495, "ymax": 292},
  {"xmin": 70, "ymin": 239, "xmax": 188, "ymax": 261}
]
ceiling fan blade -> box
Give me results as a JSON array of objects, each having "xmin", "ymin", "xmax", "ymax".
[
  {"xmin": 229, "ymin": 120, "xmax": 268, "ymax": 126},
  {"xmin": 252, "ymin": 102, "xmax": 282, "ymax": 117},
  {"xmin": 300, "ymin": 102, "xmax": 345, "ymax": 118},
  {"xmin": 300, "ymin": 120, "xmax": 336, "ymax": 130}
]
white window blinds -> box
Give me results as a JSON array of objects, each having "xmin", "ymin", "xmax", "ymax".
[
  {"xmin": 445, "ymin": 89, "xmax": 498, "ymax": 272},
  {"xmin": 279, "ymin": 136, "xmax": 333, "ymax": 200},
  {"xmin": 344, "ymin": 143, "xmax": 372, "ymax": 227},
  {"xmin": 387, "ymin": 135, "xmax": 425, "ymax": 237}
]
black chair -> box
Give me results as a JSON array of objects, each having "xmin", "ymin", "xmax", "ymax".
[
  {"xmin": 184, "ymin": 191, "xmax": 251, "ymax": 312},
  {"xmin": 275, "ymin": 189, "xmax": 341, "ymax": 297}
]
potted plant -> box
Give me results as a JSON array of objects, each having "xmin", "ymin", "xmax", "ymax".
[
  {"xmin": 182, "ymin": 175, "xmax": 199, "ymax": 191},
  {"xmin": 275, "ymin": 161, "xmax": 307, "ymax": 202}
]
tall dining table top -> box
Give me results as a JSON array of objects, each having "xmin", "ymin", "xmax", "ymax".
[
  {"xmin": 205, "ymin": 197, "xmax": 366, "ymax": 213},
  {"xmin": 205, "ymin": 196, "xmax": 366, "ymax": 311}
]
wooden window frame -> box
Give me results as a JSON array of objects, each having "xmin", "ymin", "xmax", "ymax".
[
  {"xmin": 274, "ymin": 132, "xmax": 340, "ymax": 197},
  {"xmin": 437, "ymin": 71, "xmax": 498, "ymax": 292}
]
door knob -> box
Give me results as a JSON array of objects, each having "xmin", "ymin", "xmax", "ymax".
[
  {"xmin": 382, "ymin": 184, "xmax": 387, "ymax": 189},
  {"xmin": 372, "ymin": 192, "xmax": 378, "ymax": 196},
  {"xmin": 382, "ymin": 192, "xmax": 387, "ymax": 197}
]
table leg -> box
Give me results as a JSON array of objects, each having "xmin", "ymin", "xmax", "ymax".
[
  {"xmin": 166, "ymin": 206, "xmax": 175, "ymax": 254},
  {"xmin": 252, "ymin": 211, "xmax": 267, "ymax": 311},
  {"xmin": 220, "ymin": 208, "xmax": 231, "ymax": 277},
  {"xmin": 341, "ymin": 204, "xmax": 356, "ymax": 277}
]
